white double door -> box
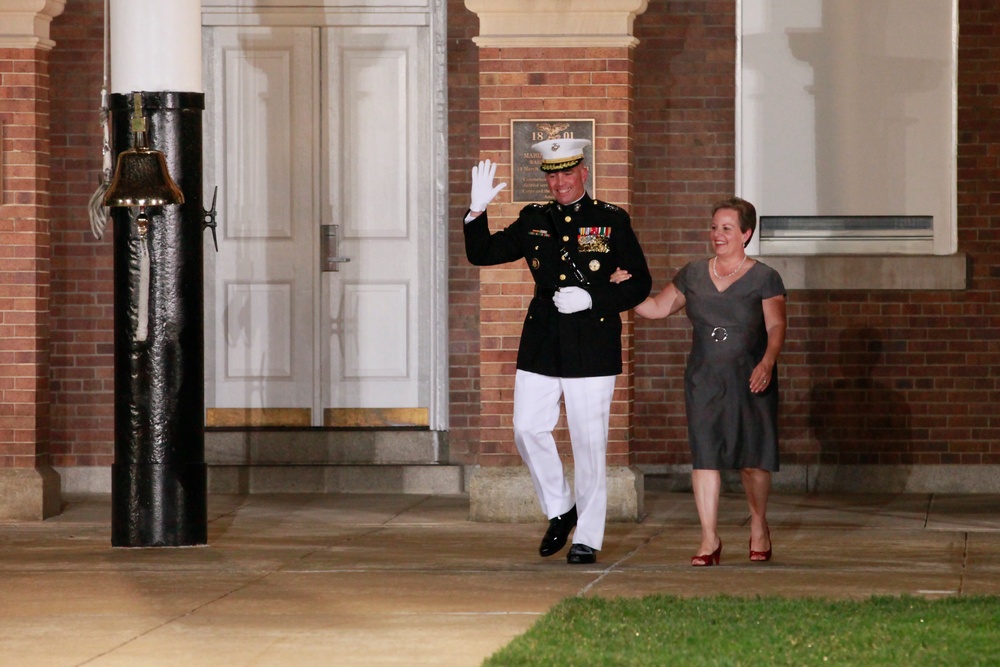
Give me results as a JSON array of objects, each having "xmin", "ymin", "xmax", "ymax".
[{"xmin": 203, "ymin": 24, "xmax": 432, "ymax": 427}]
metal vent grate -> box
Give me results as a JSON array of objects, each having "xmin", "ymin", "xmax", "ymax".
[{"xmin": 760, "ymin": 216, "xmax": 933, "ymax": 240}]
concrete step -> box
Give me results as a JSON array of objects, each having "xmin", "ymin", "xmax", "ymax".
[
  {"xmin": 205, "ymin": 429, "xmax": 464, "ymax": 494},
  {"xmin": 205, "ymin": 429, "xmax": 446, "ymax": 465},
  {"xmin": 207, "ymin": 463, "xmax": 464, "ymax": 495}
]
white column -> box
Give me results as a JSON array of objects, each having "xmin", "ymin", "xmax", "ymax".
[{"xmin": 110, "ymin": 0, "xmax": 201, "ymax": 93}]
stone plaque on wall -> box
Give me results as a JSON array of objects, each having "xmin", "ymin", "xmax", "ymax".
[{"xmin": 510, "ymin": 119, "xmax": 595, "ymax": 203}]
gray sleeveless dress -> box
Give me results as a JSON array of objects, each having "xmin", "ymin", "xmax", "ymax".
[{"xmin": 673, "ymin": 259, "xmax": 786, "ymax": 471}]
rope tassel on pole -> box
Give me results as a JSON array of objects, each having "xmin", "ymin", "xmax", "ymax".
[{"xmin": 87, "ymin": 0, "xmax": 112, "ymax": 240}]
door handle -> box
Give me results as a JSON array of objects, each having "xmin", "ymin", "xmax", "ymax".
[{"xmin": 320, "ymin": 224, "xmax": 351, "ymax": 272}]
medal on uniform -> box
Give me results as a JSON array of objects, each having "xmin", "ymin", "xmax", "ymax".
[{"xmin": 577, "ymin": 227, "xmax": 611, "ymax": 253}]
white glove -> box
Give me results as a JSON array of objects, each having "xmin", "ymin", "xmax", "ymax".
[
  {"xmin": 470, "ymin": 159, "xmax": 508, "ymax": 212},
  {"xmin": 553, "ymin": 286, "xmax": 592, "ymax": 314}
]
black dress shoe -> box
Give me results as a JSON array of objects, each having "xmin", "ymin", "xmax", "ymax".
[
  {"xmin": 538, "ymin": 505, "xmax": 577, "ymax": 557},
  {"xmin": 567, "ymin": 543, "xmax": 597, "ymax": 564}
]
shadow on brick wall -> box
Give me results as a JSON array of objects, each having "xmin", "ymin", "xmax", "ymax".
[{"xmin": 809, "ymin": 327, "xmax": 915, "ymax": 490}]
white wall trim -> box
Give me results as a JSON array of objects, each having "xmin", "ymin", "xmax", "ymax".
[
  {"xmin": 430, "ymin": 0, "xmax": 449, "ymax": 433},
  {"xmin": 463, "ymin": 0, "xmax": 649, "ymax": 49},
  {"xmin": 757, "ymin": 253, "xmax": 967, "ymax": 291},
  {"xmin": 0, "ymin": 0, "xmax": 66, "ymax": 50}
]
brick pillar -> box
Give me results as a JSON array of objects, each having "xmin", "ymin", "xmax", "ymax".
[
  {"xmin": 0, "ymin": 0, "xmax": 66, "ymax": 519},
  {"xmin": 464, "ymin": 0, "xmax": 649, "ymax": 521}
]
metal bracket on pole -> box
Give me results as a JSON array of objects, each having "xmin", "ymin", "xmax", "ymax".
[{"xmin": 203, "ymin": 185, "xmax": 218, "ymax": 252}]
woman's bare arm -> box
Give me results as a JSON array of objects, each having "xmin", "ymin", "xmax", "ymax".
[
  {"xmin": 609, "ymin": 267, "xmax": 686, "ymax": 319},
  {"xmin": 634, "ymin": 282, "xmax": 686, "ymax": 319},
  {"xmin": 749, "ymin": 294, "xmax": 787, "ymax": 393}
]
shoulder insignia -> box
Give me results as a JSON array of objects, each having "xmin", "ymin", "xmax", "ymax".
[{"xmin": 599, "ymin": 202, "xmax": 631, "ymax": 224}]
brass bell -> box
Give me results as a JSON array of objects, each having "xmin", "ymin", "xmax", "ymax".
[
  {"xmin": 103, "ymin": 146, "xmax": 184, "ymax": 208},
  {"xmin": 103, "ymin": 92, "xmax": 184, "ymax": 208}
]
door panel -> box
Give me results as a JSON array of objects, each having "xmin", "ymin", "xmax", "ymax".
[
  {"xmin": 204, "ymin": 26, "xmax": 319, "ymax": 424},
  {"xmin": 321, "ymin": 26, "xmax": 429, "ymax": 416}
]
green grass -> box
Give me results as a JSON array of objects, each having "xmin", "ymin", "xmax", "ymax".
[{"xmin": 482, "ymin": 595, "xmax": 1000, "ymax": 666}]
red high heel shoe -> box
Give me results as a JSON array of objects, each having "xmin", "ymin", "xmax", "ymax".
[
  {"xmin": 749, "ymin": 527, "xmax": 772, "ymax": 562},
  {"xmin": 691, "ymin": 540, "xmax": 722, "ymax": 567}
]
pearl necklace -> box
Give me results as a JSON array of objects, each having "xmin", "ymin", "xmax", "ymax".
[{"xmin": 712, "ymin": 254, "xmax": 748, "ymax": 279}]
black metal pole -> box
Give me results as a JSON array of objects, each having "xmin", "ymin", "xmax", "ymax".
[{"xmin": 109, "ymin": 91, "xmax": 207, "ymax": 547}]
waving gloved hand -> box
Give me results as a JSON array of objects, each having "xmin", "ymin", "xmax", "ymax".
[
  {"xmin": 470, "ymin": 159, "xmax": 508, "ymax": 213},
  {"xmin": 553, "ymin": 286, "xmax": 592, "ymax": 314}
]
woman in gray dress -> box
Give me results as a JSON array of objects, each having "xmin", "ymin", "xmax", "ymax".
[{"xmin": 613, "ymin": 197, "xmax": 786, "ymax": 566}]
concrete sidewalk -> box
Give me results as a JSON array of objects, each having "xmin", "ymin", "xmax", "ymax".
[{"xmin": 2, "ymin": 491, "xmax": 999, "ymax": 666}]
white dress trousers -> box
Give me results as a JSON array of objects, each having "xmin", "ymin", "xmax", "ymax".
[{"xmin": 512, "ymin": 369, "xmax": 617, "ymax": 551}]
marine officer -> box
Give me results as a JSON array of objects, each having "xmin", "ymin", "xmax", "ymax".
[{"xmin": 463, "ymin": 138, "xmax": 652, "ymax": 564}]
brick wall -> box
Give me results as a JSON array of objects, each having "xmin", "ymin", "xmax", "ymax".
[
  {"xmin": 48, "ymin": 0, "xmax": 114, "ymax": 468},
  {"xmin": 446, "ymin": 0, "xmax": 482, "ymax": 466},
  {"xmin": 35, "ymin": 1, "xmax": 1000, "ymax": 474},
  {"xmin": 472, "ymin": 45, "xmax": 639, "ymax": 467},
  {"xmin": 0, "ymin": 47, "xmax": 52, "ymax": 468},
  {"xmin": 632, "ymin": 2, "xmax": 738, "ymax": 467},
  {"xmin": 630, "ymin": 1, "xmax": 1000, "ymax": 468}
]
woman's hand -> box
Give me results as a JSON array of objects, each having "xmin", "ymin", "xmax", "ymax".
[
  {"xmin": 749, "ymin": 360, "xmax": 773, "ymax": 393},
  {"xmin": 751, "ymin": 295, "xmax": 786, "ymax": 393},
  {"xmin": 609, "ymin": 267, "xmax": 632, "ymax": 284}
]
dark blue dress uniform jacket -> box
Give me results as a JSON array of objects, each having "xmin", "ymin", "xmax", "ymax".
[{"xmin": 464, "ymin": 194, "xmax": 652, "ymax": 378}]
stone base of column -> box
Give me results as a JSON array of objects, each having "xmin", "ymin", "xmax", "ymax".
[
  {"xmin": 0, "ymin": 467, "xmax": 62, "ymax": 520},
  {"xmin": 469, "ymin": 465, "xmax": 643, "ymax": 522}
]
